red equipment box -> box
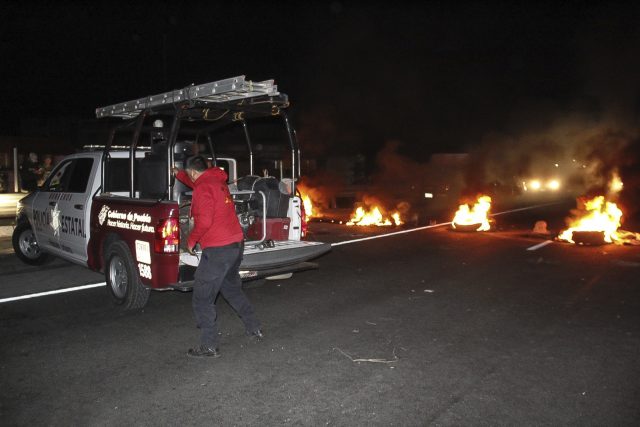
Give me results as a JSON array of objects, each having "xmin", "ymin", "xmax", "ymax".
[{"xmin": 246, "ymin": 218, "xmax": 291, "ymax": 241}]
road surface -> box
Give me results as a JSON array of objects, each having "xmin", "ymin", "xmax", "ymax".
[{"xmin": 1, "ymin": 203, "xmax": 639, "ymax": 425}]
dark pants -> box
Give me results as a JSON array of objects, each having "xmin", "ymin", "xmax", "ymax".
[{"xmin": 192, "ymin": 241, "xmax": 260, "ymax": 347}]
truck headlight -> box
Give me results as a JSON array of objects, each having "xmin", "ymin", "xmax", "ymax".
[{"xmin": 16, "ymin": 199, "xmax": 24, "ymax": 218}]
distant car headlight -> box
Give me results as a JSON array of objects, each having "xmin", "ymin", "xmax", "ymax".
[
  {"xmin": 547, "ymin": 179, "xmax": 561, "ymax": 191},
  {"xmin": 529, "ymin": 180, "xmax": 542, "ymax": 191}
]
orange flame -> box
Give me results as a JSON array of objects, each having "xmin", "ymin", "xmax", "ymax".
[
  {"xmin": 301, "ymin": 195, "xmax": 313, "ymax": 222},
  {"xmin": 297, "ymin": 183, "xmax": 321, "ymax": 222},
  {"xmin": 558, "ymin": 196, "xmax": 623, "ymax": 244},
  {"xmin": 346, "ymin": 205, "xmax": 403, "ymax": 227},
  {"xmin": 452, "ymin": 195, "xmax": 492, "ymax": 231},
  {"xmin": 609, "ymin": 170, "xmax": 624, "ymax": 194}
]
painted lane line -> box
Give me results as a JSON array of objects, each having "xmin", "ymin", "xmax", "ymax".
[
  {"xmin": 332, "ymin": 202, "xmax": 562, "ymax": 247},
  {"xmin": 331, "ymin": 222, "xmax": 452, "ymax": 247},
  {"xmin": 526, "ymin": 240, "xmax": 554, "ymax": 251},
  {"xmin": 0, "ymin": 282, "xmax": 106, "ymax": 304}
]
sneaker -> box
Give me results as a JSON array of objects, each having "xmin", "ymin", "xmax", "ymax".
[{"xmin": 187, "ymin": 345, "xmax": 221, "ymax": 358}]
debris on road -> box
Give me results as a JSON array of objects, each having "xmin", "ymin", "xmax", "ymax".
[
  {"xmin": 532, "ymin": 220, "xmax": 550, "ymax": 235},
  {"xmin": 333, "ymin": 347, "xmax": 399, "ymax": 364}
]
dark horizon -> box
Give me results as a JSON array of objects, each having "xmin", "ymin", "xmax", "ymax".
[{"xmin": 2, "ymin": 1, "xmax": 639, "ymax": 163}]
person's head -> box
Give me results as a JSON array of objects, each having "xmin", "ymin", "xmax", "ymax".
[
  {"xmin": 28, "ymin": 152, "xmax": 38, "ymax": 163},
  {"xmin": 184, "ymin": 155, "xmax": 208, "ymax": 181},
  {"xmin": 43, "ymin": 155, "xmax": 53, "ymax": 166}
]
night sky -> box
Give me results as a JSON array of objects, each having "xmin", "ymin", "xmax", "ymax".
[{"xmin": 2, "ymin": 1, "xmax": 640, "ymax": 162}]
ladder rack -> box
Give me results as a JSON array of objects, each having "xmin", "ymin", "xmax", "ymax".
[{"xmin": 96, "ymin": 76, "xmax": 279, "ymax": 119}]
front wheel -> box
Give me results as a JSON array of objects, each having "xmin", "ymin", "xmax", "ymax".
[
  {"xmin": 12, "ymin": 222, "xmax": 49, "ymax": 265},
  {"xmin": 105, "ymin": 241, "xmax": 150, "ymax": 310}
]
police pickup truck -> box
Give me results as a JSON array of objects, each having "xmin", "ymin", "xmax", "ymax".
[{"xmin": 13, "ymin": 76, "xmax": 331, "ymax": 310}]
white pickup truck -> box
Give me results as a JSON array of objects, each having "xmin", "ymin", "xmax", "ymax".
[{"xmin": 13, "ymin": 76, "xmax": 331, "ymax": 310}]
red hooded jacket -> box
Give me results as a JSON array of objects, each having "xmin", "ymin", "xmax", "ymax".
[{"xmin": 176, "ymin": 168, "xmax": 243, "ymax": 249}]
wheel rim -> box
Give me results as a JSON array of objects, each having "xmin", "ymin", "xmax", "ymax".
[
  {"xmin": 109, "ymin": 255, "xmax": 128, "ymax": 299},
  {"xmin": 19, "ymin": 228, "xmax": 41, "ymax": 260}
]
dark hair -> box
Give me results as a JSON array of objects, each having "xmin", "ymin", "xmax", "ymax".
[{"xmin": 185, "ymin": 155, "xmax": 207, "ymax": 172}]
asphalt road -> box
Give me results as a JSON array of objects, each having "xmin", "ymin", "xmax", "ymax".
[{"xmin": 1, "ymin": 203, "xmax": 640, "ymax": 425}]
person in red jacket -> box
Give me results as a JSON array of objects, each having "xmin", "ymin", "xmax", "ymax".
[{"xmin": 174, "ymin": 156, "xmax": 263, "ymax": 358}]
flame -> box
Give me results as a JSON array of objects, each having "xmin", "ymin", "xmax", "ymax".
[
  {"xmin": 346, "ymin": 205, "xmax": 403, "ymax": 227},
  {"xmin": 297, "ymin": 183, "xmax": 321, "ymax": 221},
  {"xmin": 302, "ymin": 194, "xmax": 313, "ymax": 222},
  {"xmin": 558, "ymin": 196, "xmax": 623, "ymax": 244},
  {"xmin": 452, "ymin": 195, "xmax": 492, "ymax": 231},
  {"xmin": 609, "ymin": 170, "xmax": 623, "ymax": 194}
]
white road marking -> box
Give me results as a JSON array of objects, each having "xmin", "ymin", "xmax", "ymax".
[
  {"xmin": 0, "ymin": 282, "xmax": 106, "ymax": 304},
  {"xmin": 332, "ymin": 202, "xmax": 561, "ymax": 247},
  {"xmin": 331, "ymin": 222, "xmax": 452, "ymax": 247},
  {"xmin": 526, "ymin": 240, "xmax": 554, "ymax": 251}
]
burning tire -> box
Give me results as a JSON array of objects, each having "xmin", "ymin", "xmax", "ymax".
[
  {"xmin": 12, "ymin": 222, "xmax": 49, "ymax": 265},
  {"xmin": 570, "ymin": 231, "xmax": 607, "ymax": 246},
  {"xmin": 451, "ymin": 223, "xmax": 488, "ymax": 232},
  {"xmin": 105, "ymin": 241, "xmax": 150, "ymax": 310}
]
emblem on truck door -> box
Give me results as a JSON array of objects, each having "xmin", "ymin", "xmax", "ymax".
[
  {"xmin": 98, "ymin": 205, "xmax": 110, "ymax": 226},
  {"xmin": 51, "ymin": 203, "xmax": 61, "ymax": 236}
]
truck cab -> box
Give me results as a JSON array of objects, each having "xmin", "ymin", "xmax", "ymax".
[{"xmin": 13, "ymin": 76, "xmax": 331, "ymax": 310}]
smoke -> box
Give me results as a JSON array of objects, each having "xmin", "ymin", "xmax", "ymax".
[
  {"xmin": 298, "ymin": 170, "xmax": 346, "ymax": 212},
  {"xmin": 363, "ymin": 140, "xmax": 467, "ymax": 220},
  {"xmin": 462, "ymin": 115, "xmax": 639, "ymax": 201}
]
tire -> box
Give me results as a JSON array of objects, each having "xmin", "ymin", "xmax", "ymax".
[
  {"xmin": 12, "ymin": 222, "xmax": 49, "ymax": 265},
  {"xmin": 105, "ymin": 240, "xmax": 150, "ymax": 310}
]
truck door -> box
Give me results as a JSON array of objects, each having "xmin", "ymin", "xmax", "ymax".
[{"xmin": 33, "ymin": 157, "xmax": 96, "ymax": 264}]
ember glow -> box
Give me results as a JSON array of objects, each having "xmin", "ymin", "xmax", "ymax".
[
  {"xmin": 609, "ymin": 171, "xmax": 624, "ymax": 193},
  {"xmin": 557, "ymin": 196, "xmax": 623, "ymax": 244},
  {"xmin": 346, "ymin": 206, "xmax": 403, "ymax": 227},
  {"xmin": 451, "ymin": 195, "xmax": 492, "ymax": 231}
]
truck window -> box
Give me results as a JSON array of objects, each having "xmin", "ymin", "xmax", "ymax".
[
  {"xmin": 215, "ymin": 159, "xmax": 231, "ymax": 183},
  {"xmin": 104, "ymin": 158, "xmax": 131, "ymax": 193},
  {"xmin": 104, "ymin": 157, "xmax": 161, "ymax": 197},
  {"xmin": 45, "ymin": 158, "xmax": 94, "ymax": 193}
]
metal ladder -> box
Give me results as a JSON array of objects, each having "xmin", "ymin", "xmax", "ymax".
[{"xmin": 96, "ymin": 76, "xmax": 279, "ymax": 119}]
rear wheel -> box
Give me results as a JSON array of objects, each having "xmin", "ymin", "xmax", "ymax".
[
  {"xmin": 12, "ymin": 222, "xmax": 49, "ymax": 265},
  {"xmin": 105, "ymin": 241, "xmax": 150, "ymax": 310}
]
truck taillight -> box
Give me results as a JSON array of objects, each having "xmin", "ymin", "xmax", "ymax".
[{"xmin": 155, "ymin": 218, "xmax": 179, "ymax": 253}]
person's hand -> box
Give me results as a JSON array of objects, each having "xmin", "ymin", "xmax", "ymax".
[
  {"xmin": 172, "ymin": 167, "xmax": 180, "ymax": 176},
  {"xmin": 187, "ymin": 244, "xmax": 196, "ymax": 255}
]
